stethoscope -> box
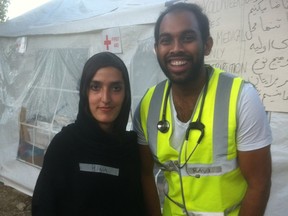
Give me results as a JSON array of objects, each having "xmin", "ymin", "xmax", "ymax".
[
  {"xmin": 157, "ymin": 71, "xmax": 209, "ymax": 143},
  {"xmin": 157, "ymin": 69, "xmax": 210, "ymax": 215}
]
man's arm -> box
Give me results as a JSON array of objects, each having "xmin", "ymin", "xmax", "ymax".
[
  {"xmin": 238, "ymin": 145, "xmax": 272, "ymax": 216},
  {"xmin": 139, "ymin": 144, "xmax": 162, "ymax": 216}
]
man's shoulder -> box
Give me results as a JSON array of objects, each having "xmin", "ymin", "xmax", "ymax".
[{"xmin": 142, "ymin": 79, "xmax": 168, "ymax": 100}]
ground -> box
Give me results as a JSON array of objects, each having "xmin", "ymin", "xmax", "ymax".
[{"xmin": 0, "ymin": 182, "xmax": 32, "ymax": 216}]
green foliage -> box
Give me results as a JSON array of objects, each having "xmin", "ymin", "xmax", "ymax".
[{"xmin": 0, "ymin": 0, "xmax": 10, "ymax": 22}]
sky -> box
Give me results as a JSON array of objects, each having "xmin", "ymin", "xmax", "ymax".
[{"xmin": 7, "ymin": 0, "xmax": 51, "ymax": 19}]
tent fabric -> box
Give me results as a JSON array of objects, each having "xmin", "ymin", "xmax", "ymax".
[
  {"xmin": 0, "ymin": 0, "xmax": 168, "ymax": 196},
  {"xmin": 0, "ymin": 1, "xmax": 287, "ymax": 216},
  {"xmin": 0, "ymin": 0, "xmax": 167, "ymax": 37}
]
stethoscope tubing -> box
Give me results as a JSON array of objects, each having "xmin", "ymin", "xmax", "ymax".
[{"xmin": 157, "ymin": 68, "xmax": 211, "ymax": 214}]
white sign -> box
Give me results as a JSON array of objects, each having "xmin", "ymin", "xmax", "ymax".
[{"xmin": 101, "ymin": 27, "xmax": 122, "ymax": 53}]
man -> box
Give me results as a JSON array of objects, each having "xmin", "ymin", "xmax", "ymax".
[{"xmin": 133, "ymin": 3, "xmax": 272, "ymax": 216}]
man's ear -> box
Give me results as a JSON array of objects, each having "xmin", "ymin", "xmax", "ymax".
[
  {"xmin": 154, "ymin": 43, "xmax": 158, "ymax": 54},
  {"xmin": 204, "ymin": 36, "xmax": 213, "ymax": 56}
]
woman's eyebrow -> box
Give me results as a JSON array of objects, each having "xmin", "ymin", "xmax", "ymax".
[{"xmin": 90, "ymin": 80, "xmax": 124, "ymax": 85}]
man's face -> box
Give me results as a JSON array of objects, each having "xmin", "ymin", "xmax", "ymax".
[{"xmin": 155, "ymin": 11, "xmax": 207, "ymax": 84}]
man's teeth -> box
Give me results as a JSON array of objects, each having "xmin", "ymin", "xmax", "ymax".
[{"xmin": 171, "ymin": 60, "xmax": 186, "ymax": 66}]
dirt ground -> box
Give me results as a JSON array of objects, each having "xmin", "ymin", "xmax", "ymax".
[{"xmin": 0, "ymin": 182, "xmax": 32, "ymax": 216}]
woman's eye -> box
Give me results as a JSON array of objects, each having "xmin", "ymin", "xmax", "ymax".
[
  {"xmin": 112, "ymin": 85, "xmax": 123, "ymax": 92},
  {"xmin": 89, "ymin": 83, "xmax": 100, "ymax": 91}
]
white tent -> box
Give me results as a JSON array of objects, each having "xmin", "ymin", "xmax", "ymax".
[
  {"xmin": 0, "ymin": 0, "xmax": 287, "ymax": 215},
  {"xmin": 0, "ymin": 0, "xmax": 166, "ymax": 193}
]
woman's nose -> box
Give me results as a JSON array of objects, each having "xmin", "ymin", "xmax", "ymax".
[{"xmin": 101, "ymin": 88, "xmax": 111, "ymax": 103}]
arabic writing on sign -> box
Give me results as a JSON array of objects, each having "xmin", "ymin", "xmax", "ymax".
[
  {"xmin": 246, "ymin": 0, "xmax": 288, "ymax": 111},
  {"xmin": 203, "ymin": 0, "xmax": 288, "ymax": 112}
]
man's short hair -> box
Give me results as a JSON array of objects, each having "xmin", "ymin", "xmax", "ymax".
[{"xmin": 154, "ymin": 3, "xmax": 210, "ymax": 44}]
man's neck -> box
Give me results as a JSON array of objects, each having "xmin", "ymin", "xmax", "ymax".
[{"xmin": 170, "ymin": 68, "xmax": 208, "ymax": 122}]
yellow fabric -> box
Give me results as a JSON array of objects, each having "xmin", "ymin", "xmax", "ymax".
[
  {"xmin": 140, "ymin": 68, "xmax": 247, "ymax": 215},
  {"xmin": 139, "ymin": 85, "xmax": 155, "ymax": 141}
]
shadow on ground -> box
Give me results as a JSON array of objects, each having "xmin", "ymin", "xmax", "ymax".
[{"xmin": 0, "ymin": 182, "xmax": 31, "ymax": 216}]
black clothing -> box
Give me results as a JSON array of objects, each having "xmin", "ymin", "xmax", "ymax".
[
  {"xmin": 32, "ymin": 111, "xmax": 145, "ymax": 215},
  {"xmin": 32, "ymin": 52, "xmax": 144, "ymax": 215}
]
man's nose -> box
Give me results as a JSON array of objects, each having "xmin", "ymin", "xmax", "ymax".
[{"xmin": 171, "ymin": 40, "xmax": 184, "ymax": 53}]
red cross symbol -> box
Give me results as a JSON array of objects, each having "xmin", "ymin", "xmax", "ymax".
[{"xmin": 104, "ymin": 35, "xmax": 111, "ymax": 50}]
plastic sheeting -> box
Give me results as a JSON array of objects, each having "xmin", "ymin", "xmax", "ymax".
[
  {"xmin": 0, "ymin": 0, "xmax": 167, "ymax": 36},
  {"xmin": 18, "ymin": 49, "xmax": 87, "ymax": 167},
  {"xmin": 0, "ymin": 1, "xmax": 287, "ymax": 215},
  {"xmin": 0, "ymin": 22, "xmax": 158, "ymax": 195},
  {"xmin": 0, "ymin": 37, "xmax": 90, "ymax": 191},
  {"xmin": 265, "ymin": 112, "xmax": 288, "ymax": 216},
  {"xmin": 1, "ymin": 32, "xmax": 287, "ymax": 216}
]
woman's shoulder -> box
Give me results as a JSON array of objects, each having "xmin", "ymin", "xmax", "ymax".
[
  {"xmin": 123, "ymin": 130, "xmax": 137, "ymax": 144},
  {"xmin": 125, "ymin": 129, "xmax": 137, "ymax": 137},
  {"xmin": 39, "ymin": 123, "xmax": 78, "ymax": 168},
  {"xmin": 46, "ymin": 123, "xmax": 78, "ymax": 153}
]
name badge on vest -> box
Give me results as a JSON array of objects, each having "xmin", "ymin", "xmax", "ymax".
[{"xmin": 187, "ymin": 166, "xmax": 222, "ymax": 176}]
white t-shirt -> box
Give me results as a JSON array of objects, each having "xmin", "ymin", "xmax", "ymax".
[{"xmin": 133, "ymin": 83, "xmax": 272, "ymax": 151}]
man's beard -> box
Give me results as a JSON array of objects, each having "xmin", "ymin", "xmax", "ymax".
[{"xmin": 158, "ymin": 55, "xmax": 204, "ymax": 85}]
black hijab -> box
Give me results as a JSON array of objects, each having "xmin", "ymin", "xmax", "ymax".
[{"xmin": 76, "ymin": 52, "xmax": 131, "ymax": 136}]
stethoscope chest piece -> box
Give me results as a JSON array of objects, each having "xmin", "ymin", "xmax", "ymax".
[{"xmin": 157, "ymin": 120, "xmax": 170, "ymax": 133}]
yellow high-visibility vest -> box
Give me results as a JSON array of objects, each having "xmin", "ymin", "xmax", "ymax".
[{"xmin": 139, "ymin": 67, "xmax": 247, "ymax": 215}]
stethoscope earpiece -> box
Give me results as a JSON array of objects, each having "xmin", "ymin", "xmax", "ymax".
[{"xmin": 157, "ymin": 120, "xmax": 170, "ymax": 133}]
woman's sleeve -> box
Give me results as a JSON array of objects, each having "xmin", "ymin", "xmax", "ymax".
[{"xmin": 31, "ymin": 134, "xmax": 64, "ymax": 216}]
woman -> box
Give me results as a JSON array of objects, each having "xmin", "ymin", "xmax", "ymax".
[{"xmin": 32, "ymin": 52, "xmax": 145, "ymax": 215}]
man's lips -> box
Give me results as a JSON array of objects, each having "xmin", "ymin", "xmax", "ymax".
[
  {"xmin": 169, "ymin": 59, "xmax": 188, "ymax": 66},
  {"xmin": 166, "ymin": 58, "xmax": 190, "ymax": 74}
]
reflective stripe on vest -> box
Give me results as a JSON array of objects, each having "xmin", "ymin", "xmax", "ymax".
[
  {"xmin": 147, "ymin": 80, "xmax": 167, "ymax": 158},
  {"xmin": 145, "ymin": 69, "xmax": 242, "ymax": 169},
  {"xmin": 140, "ymin": 68, "xmax": 247, "ymax": 215}
]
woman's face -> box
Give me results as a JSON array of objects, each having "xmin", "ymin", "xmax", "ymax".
[{"xmin": 88, "ymin": 66, "xmax": 125, "ymax": 132}]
